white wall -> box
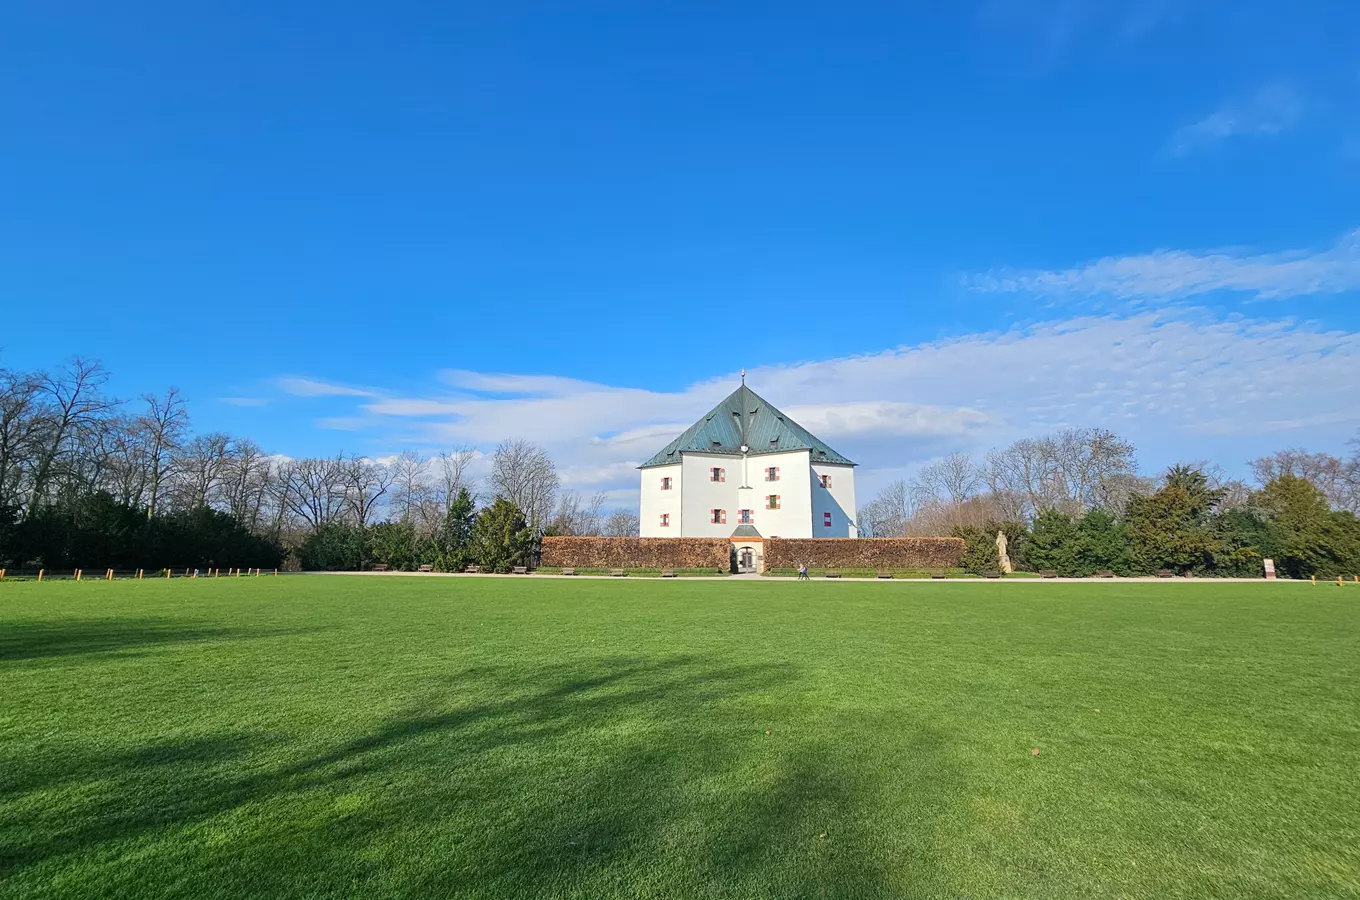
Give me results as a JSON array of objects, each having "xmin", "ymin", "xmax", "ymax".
[
  {"xmin": 638, "ymin": 463, "xmax": 681, "ymax": 537},
  {"xmin": 679, "ymin": 452, "xmax": 742, "ymax": 538},
  {"xmin": 811, "ymin": 462, "xmax": 857, "ymax": 538},
  {"xmin": 642, "ymin": 450, "xmax": 849, "ymax": 538},
  {"xmin": 744, "ymin": 449, "xmax": 813, "ymax": 538}
]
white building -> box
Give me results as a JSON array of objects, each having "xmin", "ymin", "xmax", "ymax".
[{"xmin": 639, "ymin": 379, "xmax": 857, "ymax": 570}]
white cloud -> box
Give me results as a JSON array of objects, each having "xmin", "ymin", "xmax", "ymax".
[
  {"xmin": 280, "ymin": 310, "xmax": 1360, "ymax": 504},
  {"xmin": 275, "ymin": 376, "xmax": 379, "ymax": 398},
  {"xmin": 219, "ymin": 397, "xmax": 270, "ymax": 407},
  {"xmin": 968, "ymin": 229, "xmax": 1360, "ymax": 302},
  {"xmin": 1167, "ymin": 83, "xmax": 1304, "ymax": 157}
]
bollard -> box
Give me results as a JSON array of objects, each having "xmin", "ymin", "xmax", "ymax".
[
  {"xmin": 1311, "ymin": 575, "xmax": 1316, "ymax": 585},
  {"xmin": 1340, "ymin": 577, "xmax": 1345, "ymax": 588},
  {"xmin": 38, "ymin": 569, "xmax": 44, "ymax": 582},
  {"xmin": 166, "ymin": 568, "xmax": 172, "ymax": 579},
  {"xmin": 0, "ymin": 568, "xmax": 4, "ymax": 581},
  {"xmin": 107, "ymin": 568, "xmax": 113, "ymax": 581},
  {"xmin": 75, "ymin": 569, "xmax": 82, "ymax": 582},
  {"xmin": 137, "ymin": 568, "xmax": 143, "ymax": 580}
]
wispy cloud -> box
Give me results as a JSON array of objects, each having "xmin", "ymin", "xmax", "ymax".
[
  {"xmin": 967, "ymin": 229, "xmax": 1360, "ymax": 303},
  {"xmin": 219, "ymin": 397, "xmax": 270, "ymax": 407},
  {"xmin": 278, "ymin": 310, "xmax": 1360, "ymax": 502},
  {"xmin": 274, "ymin": 376, "xmax": 379, "ymax": 398},
  {"xmin": 1167, "ymin": 83, "xmax": 1304, "ymax": 157}
]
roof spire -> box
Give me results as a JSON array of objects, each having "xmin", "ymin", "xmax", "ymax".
[{"xmin": 740, "ymin": 367, "xmax": 746, "ymax": 385}]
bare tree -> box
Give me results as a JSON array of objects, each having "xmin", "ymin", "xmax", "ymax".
[
  {"xmin": 602, "ymin": 508, "xmax": 640, "ymax": 537},
  {"xmin": 27, "ymin": 358, "xmax": 116, "ymax": 509},
  {"xmin": 137, "ymin": 388, "xmax": 189, "ymax": 518},
  {"xmin": 390, "ymin": 450, "xmax": 431, "ymax": 524},
  {"xmin": 857, "ymin": 480, "xmax": 911, "ymax": 537},
  {"xmin": 278, "ymin": 456, "xmax": 350, "ymax": 531},
  {"xmin": 173, "ymin": 433, "xmax": 233, "ymax": 509},
  {"xmin": 436, "ymin": 447, "xmax": 477, "ymax": 506},
  {"xmin": 911, "ymin": 451, "xmax": 983, "ymax": 504},
  {"xmin": 222, "ymin": 439, "xmax": 276, "ymax": 530},
  {"xmin": 339, "ymin": 455, "xmax": 396, "ymax": 528},
  {"xmin": 1249, "ymin": 449, "xmax": 1356, "ymax": 512},
  {"xmin": 985, "ymin": 428, "xmax": 1137, "ymax": 517},
  {"xmin": 551, "ymin": 490, "xmax": 607, "ymax": 535},
  {"xmin": 0, "ymin": 368, "xmax": 46, "ymax": 509},
  {"xmin": 489, "ymin": 439, "xmax": 558, "ymax": 529}
]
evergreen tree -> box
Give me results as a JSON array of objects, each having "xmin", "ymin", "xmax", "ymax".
[
  {"xmin": 472, "ymin": 498, "xmax": 533, "ymax": 573},
  {"xmin": 1252, "ymin": 474, "xmax": 1360, "ymax": 578},
  {"xmin": 434, "ymin": 487, "xmax": 477, "ymax": 571}
]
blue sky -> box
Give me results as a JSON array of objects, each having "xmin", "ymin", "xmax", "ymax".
[{"xmin": 3, "ymin": 0, "xmax": 1359, "ymax": 503}]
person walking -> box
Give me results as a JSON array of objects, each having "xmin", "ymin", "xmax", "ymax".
[{"xmin": 798, "ymin": 563, "xmax": 809, "ymax": 581}]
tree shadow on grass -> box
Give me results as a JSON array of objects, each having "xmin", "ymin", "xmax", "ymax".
[
  {"xmin": 0, "ymin": 619, "xmax": 324, "ymax": 664},
  {"xmin": 1, "ymin": 656, "xmax": 965, "ymax": 899}
]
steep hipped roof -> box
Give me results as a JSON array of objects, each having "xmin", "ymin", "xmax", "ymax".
[{"xmin": 639, "ymin": 384, "xmax": 855, "ymax": 468}]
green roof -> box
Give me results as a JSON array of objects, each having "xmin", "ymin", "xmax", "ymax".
[
  {"xmin": 639, "ymin": 384, "xmax": 855, "ymax": 468},
  {"xmin": 730, "ymin": 524, "xmax": 763, "ymax": 539}
]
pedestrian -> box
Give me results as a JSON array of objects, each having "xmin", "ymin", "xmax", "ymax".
[{"xmin": 798, "ymin": 563, "xmax": 809, "ymax": 581}]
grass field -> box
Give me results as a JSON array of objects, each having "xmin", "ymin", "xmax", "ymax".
[{"xmin": 2, "ymin": 577, "xmax": 1357, "ymax": 899}]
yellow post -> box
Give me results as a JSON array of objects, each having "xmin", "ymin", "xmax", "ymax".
[
  {"xmin": 0, "ymin": 568, "xmax": 5, "ymax": 581},
  {"xmin": 1311, "ymin": 575, "xmax": 1316, "ymax": 585},
  {"xmin": 185, "ymin": 568, "xmax": 190, "ymax": 577},
  {"xmin": 106, "ymin": 568, "xmax": 113, "ymax": 581},
  {"xmin": 38, "ymin": 569, "xmax": 44, "ymax": 582},
  {"xmin": 137, "ymin": 568, "xmax": 143, "ymax": 580},
  {"xmin": 1340, "ymin": 577, "xmax": 1345, "ymax": 588},
  {"xmin": 274, "ymin": 568, "xmax": 278, "ymax": 576},
  {"xmin": 75, "ymin": 569, "xmax": 82, "ymax": 582},
  {"xmin": 166, "ymin": 568, "xmax": 172, "ymax": 579}
]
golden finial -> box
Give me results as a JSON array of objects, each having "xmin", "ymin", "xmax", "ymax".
[{"xmin": 740, "ymin": 367, "xmax": 746, "ymax": 384}]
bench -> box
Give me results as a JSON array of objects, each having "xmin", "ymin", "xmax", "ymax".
[
  {"xmin": 984, "ymin": 571, "xmax": 1002, "ymax": 579},
  {"xmin": 610, "ymin": 569, "xmax": 626, "ymax": 577},
  {"xmin": 464, "ymin": 565, "xmax": 480, "ymax": 574},
  {"xmin": 417, "ymin": 564, "xmax": 433, "ymax": 572},
  {"xmin": 1039, "ymin": 570, "xmax": 1058, "ymax": 579},
  {"xmin": 1156, "ymin": 569, "xmax": 1174, "ymax": 579},
  {"xmin": 825, "ymin": 570, "xmax": 841, "ymax": 579},
  {"xmin": 512, "ymin": 566, "xmax": 528, "ymax": 575},
  {"xmin": 371, "ymin": 564, "xmax": 389, "ymax": 572},
  {"xmin": 660, "ymin": 569, "xmax": 676, "ymax": 578},
  {"xmin": 876, "ymin": 570, "xmax": 893, "ymax": 579},
  {"xmin": 931, "ymin": 573, "xmax": 947, "ymax": 580},
  {"xmin": 561, "ymin": 568, "xmax": 576, "ymax": 576},
  {"xmin": 1095, "ymin": 570, "xmax": 1115, "ymax": 578}
]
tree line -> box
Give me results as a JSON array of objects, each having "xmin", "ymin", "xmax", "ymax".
[
  {"xmin": 0, "ymin": 357, "xmax": 638, "ymax": 572},
  {"xmin": 857, "ymin": 428, "xmax": 1360, "ymax": 578}
]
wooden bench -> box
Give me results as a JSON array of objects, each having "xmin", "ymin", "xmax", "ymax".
[
  {"xmin": 610, "ymin": 569, "xmax": 626, "ymax": 577},
  {"xmin": 931, "ymin": 573, "xmax": 947, "ymax": 580},
  {"xmin": 984, "ymin": 571, "xmax": 1002, "ymax": 579},
  {"xmin": 825, "ymin": 570, "xmax": 841, "ymax": 579},
  {"xmin": 1156, "ymin": 569, "xmax": 1174, "ymax": 578},
  {"xmin": 417, "ymin": 564, "xmax": 433, "ymax": 573},
  {"xmin": 1039, "ymin": 570, "xmax": 1058, "ymax": 579},
  {"xmin": 371, "ymin": 564, "xmax": 389, "ymax": 572},
  {"xmin": 1095, "ymin": 570, "xmax": 1115, "ymax": 578},
  {"xmin": 660, "ymin": 569, "xmax": 676, "ymax": 578},
  {"xmin": 561, "ymin": 568, "xmax": 576, "ymax": 576},
  {"xmin": 512, "ymin": 566, "xmax": 528, "ymax": 575},
  {"xmin": 464, "ymin": 565, "xmax": 480, "ymax": 574},
  {"xmin": 876, "ymin": 570, "xmax": 893, "ymax": 579}
]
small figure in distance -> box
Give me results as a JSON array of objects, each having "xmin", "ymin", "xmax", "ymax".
[{"xmin": 798, "ymin": 563, "xmax": 809, "ymax": 581}]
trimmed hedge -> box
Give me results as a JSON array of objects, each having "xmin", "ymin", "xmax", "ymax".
[
  {"xmin": 764, "ymin": 538, "xmax": 964, "ymax": 570},
  {"xmin": 541, "ymin": 537, "xmax": 731, "ymax": 570}
]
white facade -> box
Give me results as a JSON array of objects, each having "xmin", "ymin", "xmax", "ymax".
[{"xmin": 637, "ymin": 384, "xmax": 858, "ymax": 540}]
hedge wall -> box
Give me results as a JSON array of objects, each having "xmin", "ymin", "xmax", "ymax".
[
  {"xmin": 541, "ymin": 537, "xmax": 732, "ymax": 570},
  {"xmin": 764, "ymin": 538, "xmax": 964, "ymax": 570}
]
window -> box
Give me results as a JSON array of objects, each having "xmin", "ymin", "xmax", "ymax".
[
  {"xmin": 766, "ymin": 495, "xmax": 780, "ymax": 510},
  {"xmin": 765, "ymin": 466, "xmax": 780, "ymax": 482},
  {"xmin": 660, "ymin": 476, "xmax": 673, "ymax": 490},
  {"xmin": 660, "ymin": 513, "xmax": 670, "ymax": 527},
  {"xmin": 710, "ymin": 467, "xmax": 725, "ymax": 483},
  {"xmin": 738, "ymin": 509, "xmax": 753, "ymax": 524},
  {"xmin": 824, "ymin": 512, "xmax": 833, "ymax": 527},
  {"xmin": 711, "ymin": 509, "xmax": 726, "ymax": 525},
  {"xmin": 819, "ymin": 474, "xmax": 832, "ymax": 488}
]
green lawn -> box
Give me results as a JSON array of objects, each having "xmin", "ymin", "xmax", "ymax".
[{"xmin": 1, "ymin": 577, "xmax": 1357, "ymax": 899}]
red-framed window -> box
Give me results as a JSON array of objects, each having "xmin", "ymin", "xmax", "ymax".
[
  {"xmin": 711, "ymin": 509, "xmax": 726, "ymax": 525},
  {"xmin": 819, "ymin": 474, "xmax": 832, "ymax": 488},
  {"xmin": 765, "ymin": 466, "xmax": 780, "ymax": 481},
  {"xmin": 766, "ymin": 495, "xmax": 780, "ymax": 510},
  {"xmin": 824, "ymin": 512, "xmax": 833, "ymax": 527},
  {"xmin": 660, "ymin": 477, "xmax": 673, "ymax": 490},
  {"xmin": 660, "ymin": 513, "xmax": 670, "ymax": 527},
  {"xmin": 738, "ymin": 509, "xmax": 753, "ymax": 524},
  {"xmin": 710, "ymin": 467, "xmax": 725, "ymax": 483}
]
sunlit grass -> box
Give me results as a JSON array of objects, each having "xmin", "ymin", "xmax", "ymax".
[{"xmin": 1, "ymin": 577, "xmax": 1356, "ymax": 899}]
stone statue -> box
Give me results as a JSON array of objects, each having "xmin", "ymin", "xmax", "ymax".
[{"xmin": 996, "ymin": 530, "xmax": 1013, "ymax": 574}]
